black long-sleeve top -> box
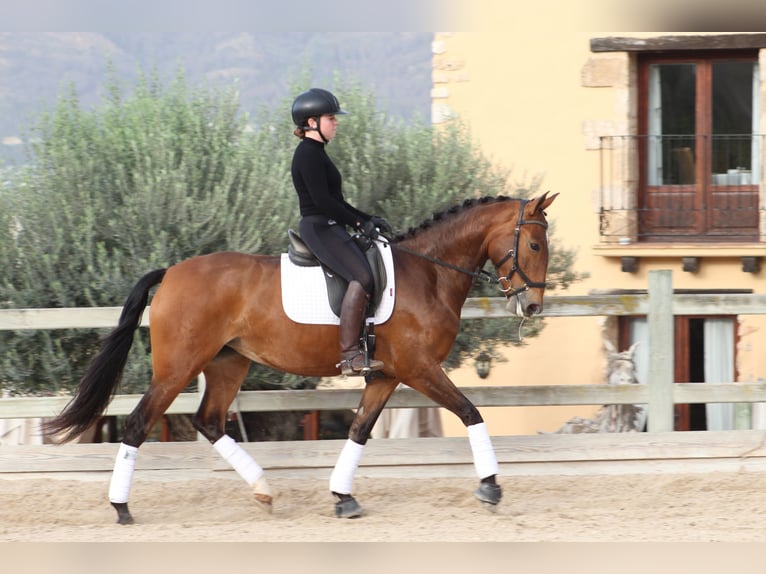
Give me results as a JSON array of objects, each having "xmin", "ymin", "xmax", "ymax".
[{"xmin": 291, "ymin": 137, "xmax": 370, "ymax": 229}]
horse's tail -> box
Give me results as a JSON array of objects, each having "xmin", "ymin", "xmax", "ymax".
[{"xmin": 44, "ymin": 268, "xmax": 167, "ymax": 443}]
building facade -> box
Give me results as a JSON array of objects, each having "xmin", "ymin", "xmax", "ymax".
[{"xmin": 435, "ymin": 27, "xmax": 766, "ymax": 436}]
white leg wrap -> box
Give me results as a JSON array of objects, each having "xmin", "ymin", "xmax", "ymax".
[
  {"xmin": 108, "ymin": 443, "xmax": 138, "ymax": 504},
  {"xmin": 467, "ymin": 422, "xmax": 499, "ymax": 479},
  {"xmin": 213, "ymin": 435, "xmax": 267, "ymax": 492},
  {"xmin": 329, "ymin": 439, "xmax": 364, "ymax": 495}
]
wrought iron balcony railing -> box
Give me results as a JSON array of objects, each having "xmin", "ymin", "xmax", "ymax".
[{"xmin": 599, "ymin": 134, "xmax": 764, "ymax": 243}]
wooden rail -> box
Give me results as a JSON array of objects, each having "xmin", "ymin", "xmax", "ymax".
[
  {"xmin": 5, "ymin": 431, "xmax": 766, "ymax": 476},
  {"xmin": 6, "ymin": 290, "xmax": 766, "ymax": 327},
  {"xmin": 2, "ymin": 270, "xmax": 766, "ymax": 432},
  {"xmin": 4, "ymin": 382, "xmax": 766, "ymax": 420}
]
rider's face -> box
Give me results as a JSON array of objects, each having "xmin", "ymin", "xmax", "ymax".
[{"xmin": 317, "ymin": 114, "xmax": 338, "ymax": 140}]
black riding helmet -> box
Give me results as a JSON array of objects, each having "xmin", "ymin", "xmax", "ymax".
[{"xmin": 291, "ymin": 88, "xmax": 348, "ymax": 141}]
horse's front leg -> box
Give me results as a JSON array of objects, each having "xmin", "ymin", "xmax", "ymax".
[
  {"xmin": 330, "ymin": 378, "xmax": 398, "ymax": 518},
  {"xmin": 407, "ymin": 365, "xmax": 502, "ymax": 508}
]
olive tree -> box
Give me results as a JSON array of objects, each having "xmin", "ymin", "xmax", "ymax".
[{"xmin": 0, "ymin": 70, "xmax": 584, "ymax": 397}]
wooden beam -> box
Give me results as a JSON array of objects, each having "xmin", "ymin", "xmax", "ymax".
[
  {"xmin": 0, "ymin": 385, "xmax": 643, "ymax": 420},
  {"xmin": 5, "ymin": 430, "xmax": 766, "ymax": 475},
  {"xmin": 8, "ymin": 382, "xmax": 766, "ymax": 421},
  {"xmin": 0, "ymin": 393, "xmax": 202, "ymax": 419},
  {"xmin": 672, "ymin": 293, "xmax": 766, "ymax": 315},
  {"xmin": 591, "ymin": 34, "xmax": 766, "ymax": 53},
  {"xmin": 647, "ymin": 270, "xmax": 674, "ymax": 432},
  {"xmin": 4, "ymin": 293, "xmax": 766, "ymax": 333},
  {"xmin": 673, "ymin": 382, "xmax": 766, "ymax": 403},
  {"xmin": 0, "ymin": 306, "xmax": 147, "ymax": 330}
]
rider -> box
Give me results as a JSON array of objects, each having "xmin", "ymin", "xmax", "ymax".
[{"xmin": 290, "ymin": 87, "xmax": 392, "ymax": 376}]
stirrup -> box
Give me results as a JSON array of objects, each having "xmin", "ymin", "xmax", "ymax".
[{"xmin": 336, "ymin": 352, "xmax": 384, "ymax": 376}]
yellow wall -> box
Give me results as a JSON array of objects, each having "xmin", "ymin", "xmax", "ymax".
[{"xmin": 433, "ymin": 21, "xmax": 766, "ymax": 436}]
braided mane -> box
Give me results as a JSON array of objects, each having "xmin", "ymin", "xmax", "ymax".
[{"xmin": 391, "ymin": 195, "xmax": 514, "ymax": 243}]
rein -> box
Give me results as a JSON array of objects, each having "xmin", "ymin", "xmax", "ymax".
[
  {"xmin": 389, "ymin": 241, "xmax": 499, "ymax": 284},
  {"xmin": 388, "ymin": 198, "xmax": 549, "ymax": 297}
]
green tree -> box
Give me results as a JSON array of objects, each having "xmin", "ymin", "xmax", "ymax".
[{"xmin": 0, "ymin": 70, "xmax": 584, "ymax": 397}]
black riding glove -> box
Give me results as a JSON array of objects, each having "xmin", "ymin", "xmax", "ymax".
[
  {"xmin": 370, "ymin": 216, "xmax": 393, "ymax": 236},
  {"xmin": 360, "ymin": 219, "xmax": 379, "ymax": 240}
]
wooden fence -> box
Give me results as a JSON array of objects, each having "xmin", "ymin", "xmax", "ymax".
[
  {"xmin": 5, "ymin": 269, "xmax": 766, "ymax": 476},
  {"xmin": 3, "ymin": 269, "xmax": 766, "ymax": 435}
]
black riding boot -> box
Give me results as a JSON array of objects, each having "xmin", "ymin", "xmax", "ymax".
[{"xmin": 337, "ymin": 280, "xmax": 384, "ymax": 376}]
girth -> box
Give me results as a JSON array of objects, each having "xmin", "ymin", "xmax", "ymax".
[{"xmin": 287, "ymin": 229, "xmax": 387, "ymax": 317}]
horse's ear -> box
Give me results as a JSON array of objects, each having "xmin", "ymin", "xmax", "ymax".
[{"xmin": 530, "ymin": 191, "xmax": 559, "ymax": 215}]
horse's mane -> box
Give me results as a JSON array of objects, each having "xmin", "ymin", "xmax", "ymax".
[{"xmin": 391, "ymin": 195, "xmax": 514, "ymax": 243}]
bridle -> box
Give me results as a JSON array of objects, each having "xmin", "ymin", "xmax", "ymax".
[
  {"xmin": 493, "ymin": 199, "xmax": 549, "ymax": 297},
  {"xmin": 388, "ymin": 198, "xmax": 549, "ymax": 298}
]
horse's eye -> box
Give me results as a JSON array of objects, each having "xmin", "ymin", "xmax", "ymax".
[{"xmin": 530, "ymin": 242, "xmax": 540, "ymax": 252}]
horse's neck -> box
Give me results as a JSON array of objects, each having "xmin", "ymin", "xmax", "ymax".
[
  {"xmin": 403, "ymin": 210, "xmax": 487, "ymax": 271},
  {"xmin": 398, "ymin": 215, "xmax": 489, "ymax": 301}
]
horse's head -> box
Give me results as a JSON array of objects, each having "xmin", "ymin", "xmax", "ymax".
[
  {"xmin": 488, "ymin": 192, "xmax": 558, "ymax": 317},
  {"xmin": 604, "ymin": 341, "xmax": 640, "ymax": 385}
]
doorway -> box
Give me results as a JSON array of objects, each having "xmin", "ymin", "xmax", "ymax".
[{"xmin": 620, "ymin": 314, "xmax": 736, "ymax": 431}]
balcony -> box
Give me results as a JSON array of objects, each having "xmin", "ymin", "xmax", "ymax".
[{"xmin": 599, "ymin": 134, "xmax": 764, "ymax": 244}]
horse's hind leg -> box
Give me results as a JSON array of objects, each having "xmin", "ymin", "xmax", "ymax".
[
  {"xmin": 192, "ymin": 348, "xmax": 273, "ymax": 512},
  {"xmin": 330, "ymin": 378, "xmax": 398, "ymax": 518},
  {"xmin": 108, "ymin": 335, "xmax": 233, "ymax": 524},
  {"xmin": 109, "ymin": 374, "xmax": 196, "ymax": 524}
]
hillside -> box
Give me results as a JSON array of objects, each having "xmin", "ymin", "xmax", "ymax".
[{"xmin": 0, "ymin": 32, "xmax": 433, "ymax": 149}]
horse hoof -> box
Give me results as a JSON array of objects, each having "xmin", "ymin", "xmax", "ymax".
[
  {"xmin": 474, "ymin": 482, "xmax": 502, "ymax": 505},
  {"xmin": 255, "ymin": 493, "xmax": 273, "ymax": 514},
  {"xmin": 334, "ymin": 495, "xmax": 364, "ymax": 518},
  {"xmin": 111, "ymin": 502, "xmax": 135, "ymax": 525}
]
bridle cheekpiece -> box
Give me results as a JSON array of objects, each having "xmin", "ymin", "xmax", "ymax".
[{"xmin": 492, "ymin": 198, "xmax": 549, "ymax": 298}]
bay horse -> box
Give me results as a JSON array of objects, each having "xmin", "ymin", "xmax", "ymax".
[{"xmin": 44, "ymin": 192, "xmax": 558, "ymax": 524}]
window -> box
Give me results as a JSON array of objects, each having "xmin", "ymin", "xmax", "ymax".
[
  {"xmin": 619, "ymin": 315, "xmax": 736, "ymax": 431},
  {"xmin": 638, "ymin": 51, "xmax": 760, "ymax": 241}
]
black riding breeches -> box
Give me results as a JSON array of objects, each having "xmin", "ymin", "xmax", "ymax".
[{"xmin": 298, "ymin": 215, "xmax": 374, "ymax": 294}]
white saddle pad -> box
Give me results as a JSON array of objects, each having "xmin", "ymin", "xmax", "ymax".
[{"xmin": 280, "ymin": 239, "xmax": 396, "ymax": 325}]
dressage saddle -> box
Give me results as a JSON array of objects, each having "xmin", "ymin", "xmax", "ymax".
[{"xmin": 286, "ymin": 229, "xmax": 387, "ymax": 318}]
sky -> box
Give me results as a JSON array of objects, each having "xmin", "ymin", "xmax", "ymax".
[
  {"xmin": 0, "ymin": 0, "xmax": 465, "ymax": 32},
  {"xmin": 4, "ymin": 0, "xmax": 765, "ymax": 37}
]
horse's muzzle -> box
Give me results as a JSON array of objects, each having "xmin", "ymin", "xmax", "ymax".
[{"xmin": 506, "ymin": 293, "xmax": 543, "ymax": 317}]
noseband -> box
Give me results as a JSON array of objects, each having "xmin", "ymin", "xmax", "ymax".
[
  {"xmin": 388, "ymin": 198, "xmax": 548, "ymax": 297},
  {"xmin": 493, "ymin": 198, "xmax": 549, "ymax": 298}
]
